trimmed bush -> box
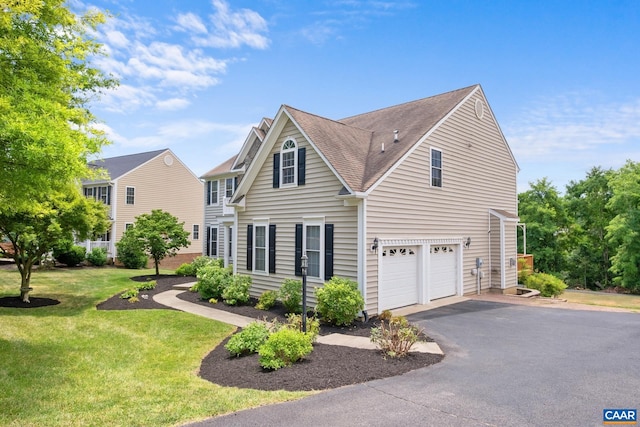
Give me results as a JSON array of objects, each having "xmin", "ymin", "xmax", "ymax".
[
  {"xmin": 255, "ymin": 290, "xmax": 278, "ymax": 310},
  {"xmin": 525, "ymin": 272, "xmax": 567, "ymax": 297},
  {"xmin": 175, "ymin": 263, "xmax": 195, "ymax": 277},
  {"xmin": 370, "ymin": 315, "xmax": 422, "ymax": 358},
  {"xmin": 258, "ymin": 328, "xmax": 313, "ymax": 370},
  {"xmin": 52, "ymin": 240, "xmax": 86, "ymax": 267},
  {"xmin": 285, "ymin": 313, "xmax": 320, "ymax": 343},
  {"xmin": 120, "ymin": 288, "xmax": 139, "ymax": 299},
  {"xmin": 195, "ymin": 264, "xmax": 232, "ymax": 300},
  {"xmin": 86, "ymin": 247, "xmax": 108, "ymax": 267},
  {"xmin": 279, "ymin": 279, "xmax": 302, "ymax": 314},
  {"xmin": 222, "ymin": 275, "xmax": 251, "ymax": 306},
  {"xmin": 315, "ymin": 277, "xmax": 364, "ymax": 326},
  {"xmin": 137, "ymin": 280, "xmax": 156, "ymax": 291},
  {"xmin": 116, "ymin": 233, "xmax": 147, "ymax": 269},
  {"xmin": 225, "ymin": 321, "xmax": 271, "ymax": 357},
  {"xmin": 192, "ymin": 256, "xmax": 223, "ymax": 274}
]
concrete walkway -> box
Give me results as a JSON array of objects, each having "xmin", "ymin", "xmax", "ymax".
[{"xmin": 153, "ymin": 288, "xmax": 443, "ymax": 355}]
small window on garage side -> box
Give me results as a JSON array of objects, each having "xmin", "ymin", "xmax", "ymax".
[
  {"xmin": 126, "ymin": 187, "xmax": 135, "ymax": 204},
  {"xmin": 431, "ymin": 148, "xmax": 442, "ymax": 188}
]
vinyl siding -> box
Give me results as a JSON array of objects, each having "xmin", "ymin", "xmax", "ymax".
[
  {"xmin": 114, "ymin": 152, "xmax": 203, "ymax": 256},
  {"xmin": 366, "ymin": 93, "xmax": 518, "ymax": 312},
  {"xmin": 237, "ymin": 119, "xmax": 358, "ymax": 304}
]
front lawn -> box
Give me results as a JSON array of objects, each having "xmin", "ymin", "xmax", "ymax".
[
  {"xmin": 563, "ymin": 289, "xmax": 640, "ymax": 312},
  {"xmin": 0, "ymin": 266, "xmax": 308, "ymax": 427}
]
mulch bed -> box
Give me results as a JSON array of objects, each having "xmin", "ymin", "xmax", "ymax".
[
  {"xmin": 0, "ymin": 296, "xmax": 60, "ymax": 308},
  {"xmin": 93, "ymin": 274, "xmax": 444, "ymax": 391}
]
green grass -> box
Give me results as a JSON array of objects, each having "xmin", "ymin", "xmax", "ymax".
[
  {"xmin": 0, "ymin": 267, "xmax": 309, "ymax": 427},
  {"xmin": 563, "ymin": 289, "xmax": 640, "ymax": 312}
]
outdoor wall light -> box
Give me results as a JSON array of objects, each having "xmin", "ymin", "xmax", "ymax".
[
  {"xmin": 371, "ymin": 237, "xmax": 379, "ymax": 252},
  {"xmin": 464, "ymin": 237, "xmax": 471, "ymax": 249}
]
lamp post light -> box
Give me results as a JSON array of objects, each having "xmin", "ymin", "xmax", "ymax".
[{"xmin": 300, "ymin": 253, "xmax": 308, "ymax": 333}]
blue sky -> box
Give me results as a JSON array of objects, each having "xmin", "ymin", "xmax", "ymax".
[{"xmin": 79, "ymin": 0, "xmax": 640, "ymax": 193}]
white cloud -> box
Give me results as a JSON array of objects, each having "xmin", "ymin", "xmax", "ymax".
[
  {"xmin": 505, "ymin": 94, "xmax": 640, "ymax": 160},
  {"xmin": 98, "ymin": 84, "xmax": 157, "ymax": 113},
  {"xmin": 175, "ymin": 12, "xmax": 208, "ymax": 34},
  {"xmin": 156, "ymin": 98, "xmax": 191, "ymax": 111},
  {"xmin": 193, "ymin": 0, "xmax": 269, "ymax": 49}
]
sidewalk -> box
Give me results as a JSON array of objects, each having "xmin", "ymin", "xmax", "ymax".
[{"xmin": 153, "ymin": 288, "xmax": 443, "ymax": 355}]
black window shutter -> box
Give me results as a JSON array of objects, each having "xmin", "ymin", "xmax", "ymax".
[
  {"xmin": 206, "ymin": 181, "xmax": 211, "ymax": 205},
  {"xmin": 324, "ymin": 224, "xmax": 334, "ymax": 280},
  {"xmin": 269, "ymin": 224, "xmax": 276, "ymax": 274},
  {"xmin": 234, "ymin": 176, "xmax": 238, "ymax": 190},
  {"xmin": 294, "ymin": 223, "xmax": 303, "ymax": 276},
  {"xmin": 107, "ymin": 186, "xmax": 112, "ymax": 205},
  {"xmin": 206, "ymin": 227, "xmax": 211, "ymax": 256},
  {"xmin": 298, "ymin": 147, "xmax": 306, "ymax": 185},
  {"xmin": 273, "ymin": 153, "xmax": 280, "ymax": 188},
  {"xmin": 246, "ymin": 225, "xmax": 253, "ymax": 271}
]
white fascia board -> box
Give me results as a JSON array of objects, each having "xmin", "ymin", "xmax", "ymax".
[
  {"xmin": 231, "ymin": 128, "xmax": 261, "ymax": 170},
  {"xmin": 364, "ymin": 86, "xmax": 481, "ymax": 195}
]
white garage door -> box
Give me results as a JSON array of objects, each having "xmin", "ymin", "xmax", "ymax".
[
  {"xmin": 380, "ymin": 247, "xmax": 418, "ymax": 310},
  {"xmin": 429, "ymin": 245, "xmax": 458, "ymax": 300}
]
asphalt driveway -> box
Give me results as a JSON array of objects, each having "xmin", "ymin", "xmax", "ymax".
[{"xmin": 187, "ymin": 300, "xmax": 640, "ymax": 427}]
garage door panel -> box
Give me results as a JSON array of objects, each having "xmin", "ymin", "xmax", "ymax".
[
  {"xmin": 380, "ymin": 247, "xmax": 418, "ymax": 310},
  {"xmin": 430, "ymin": 245, "xmax": 457, "ymax": 300}
]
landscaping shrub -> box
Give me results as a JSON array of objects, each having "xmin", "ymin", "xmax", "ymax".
[
  {"xmin": 255, "ymin": 290, "xmax": 278, "ymax": 310},
  {"xmin": 86, "ymin": 247, "xmax": 108, "ymax": 266},
  {"xmin": 370, "ymin": 315, "xmax": 422, "ymax": 358},
  {"xmin": 175, "ymin": 263, "xmax": 195, "ymax": 277},
  {"xmin": 524, "ymin": 272, "xmax": 567, "ymax": 297},
  {"xmin": 137, "ymin": 280, "xmax": 156, "ymax": 291},
  {"xmin": 285, "ymin": 313, "xmax": 320, "ymax": 343},
  {"xmin": 222, "ymin": 275, "xmax": 251, "ymax": 306},
  {"xmin": 115, "ymin": 233, "xmax": 147, "ymax": 269},
  {"xmin": 192, "ymin": 256, "xmax": 223, "ymax": 274},
  {"xmin": 195, "ymin": 264, "xmax": 232, "ymax": 300},
  {"xmin": 518, "ymin": 258, "xmax": 531, "ymax": 284},
  {"xmin": 279, "ymin": 279, "xmax": 302, "ymax": 314},
  {"xmin": 258, "ymin": 328, "xmax": 313, "ymax": 370},
  {"xmin": 225, "ymin": 321, "xmax": 271, "ymax": 357},
  {"xmin": 52, "ymin": 240, "xmax": 86, "ymax": 267},
  {"xmin": 315, "ymin": 277, "xmax": 364, "ymax": 326},
  {"xmin": 120, "ymin": 288, "xmax": 139, "ymax": 299}
]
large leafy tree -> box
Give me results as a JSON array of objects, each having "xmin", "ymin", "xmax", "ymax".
[
  {"xmin": 0, "ymin": 0, "xmax": 115, "ymax": 210},
  {"xmin": 121, "ymin": 210, "xmax": 191, "ymax": 276},
  {"xmin": 564, "ymin": 167, "xmax": 615, "ymax": 289},
  {"xmin": 0, "ymin": 187, "xmax": 109, "ymax": 302},
  {"xmin": 518, "ymin": 178, "xmax": 571, "ymax": 275},
  {"xmin": 606, "ymin": 160, "xmax": 640, "ymax": 292}
]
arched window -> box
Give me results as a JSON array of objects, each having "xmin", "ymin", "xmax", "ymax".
[{"xmin": 280, "ymin": 139, "xmax": 297, "ymax": 186}]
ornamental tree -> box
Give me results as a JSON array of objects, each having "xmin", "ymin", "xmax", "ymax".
[
  {"xmin": 0, "ymin": 0, "xmax": 116, "ymax": 211},
  {"xmin": 0, "ymin": 187, "xmax": 109, "ymax": 302},
  {"xmin": 122, "ymin": 210, "xmax": 191, "ymax": 276}
]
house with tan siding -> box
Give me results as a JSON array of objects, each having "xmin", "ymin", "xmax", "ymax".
[
  {"xmin": 201, "ymin": 118, "xmax": 272, "ymax": 266},
  {"xmin": 221, "ymin": 85, "xmax": 519, "ymax": 315},
  {"xmin": 82, "ymin": 149, "xmax": 203, "ymax": 268}
]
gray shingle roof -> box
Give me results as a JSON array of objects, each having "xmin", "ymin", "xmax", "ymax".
[
  {"xmin": 86, "ymin": 149, "xmax": 167, "ymax": 182},
  {"xmin": 285, "ymin": 85, "xmax": 477, "ymax": 192}
]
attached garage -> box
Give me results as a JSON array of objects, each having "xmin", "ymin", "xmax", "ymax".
[
  {"xmin": 379, "ymin": 246, "xmax": 419, "ymax": 311},
  {"xmin": 377, "ymin": 240, "xmax": 462, "ymax": 312}
]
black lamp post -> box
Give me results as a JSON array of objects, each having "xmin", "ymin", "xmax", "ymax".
[{"xmin": 301, "ymin": 253, "xmax": 308, "ymax": 333}]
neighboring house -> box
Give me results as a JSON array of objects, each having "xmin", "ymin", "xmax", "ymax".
[
  {"xmin": 200, "ymin": 118, "xmax": 272, "ymax": 267},
  {"xmin": 220, "ymin": 85, "xmax": 519, "ymax": 315},
  {"xmin": 82, "ymin": 149, "xmax": 203, "ymax": 268}
]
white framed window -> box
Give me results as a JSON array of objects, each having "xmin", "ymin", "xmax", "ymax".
[
  {"xmin": 125, "ymin": 187, "xmax": 135, "ymax": 205},
  {"xmin": 125, "ymin": 223, "xmax": 134, "ymax": 231},
  {"xmin": 253, "ymin": 221, "xmax": 268, "ymax": 273},
  {"xmin": 225, "ymin": 178, "xmax": 235, "ymax": 198},
  {"xmin": 280, "ymin": 139, "xmax": 297, "ymax": 187},
  {"xmin": 431, "ymin": 148, "xmax": 442, "ymax": 188},
  {"xmin": 207, "ymin": 180, "xmax": 219, "ymax": 205},
  {"xmin": 209, "ymin": 226, "xmax": 218, "ymax": 257},
  {"xmin": 304, "ymin": 218, "xmax": 324, "ymax": 279},
  {"xmin": 192, "ymin": 224, "xmax": 199, "ymax": 240},
  {"xmin": 84, "ymin": 186, "xmax": 111, "ymax": 205}
]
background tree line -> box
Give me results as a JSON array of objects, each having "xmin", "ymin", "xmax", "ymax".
[{"xmin": 518, "ymin": 160, "xmax": 640, "ymax": 293}]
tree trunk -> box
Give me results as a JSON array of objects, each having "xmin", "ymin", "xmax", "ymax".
[
  {"xmin": 18, "ymin": 257, "xmax": 34, "ymax": 303},
  {"xmin": 20, "ymin": 286, "xmax": 32, "ymax": 303},
  {"xmin": 154, "ymin": 258, "xmax": 160, "ymax": 276}
]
